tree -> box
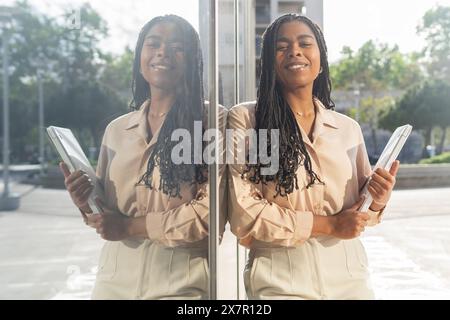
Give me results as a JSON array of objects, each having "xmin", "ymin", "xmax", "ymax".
[
  {"xmin": 417, "ymin": 5, "xmax": 450, "ymax": 82},
  {"xmin": 379, "ymin": 80, "xmax": 450, "ymax": 156},
  {"xmin": 330, "ymin": 41, "xmax": 423, "ymax": 92},
  {"xmin": 330, "ymin": 41, "xmax": 424, "ymax": 152},
  {"xmin": 0, "ymin": 1, "xmax": 129, "ymax": 162},
  {"xmin": 100, "ymin": 47, "xmax": 134, "ymax": 103},
  {"xmin": 348, "ymin": 96, "xmax": 395, "ymax": 153}
]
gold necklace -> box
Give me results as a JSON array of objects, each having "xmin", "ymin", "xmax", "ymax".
[
  {"xmin": 295, "ymin": 110, "xmax": 314, "ymax": 117},
  {"xmin": 149, "ymin": 111, "xmax": 168, "ymax": 118}
]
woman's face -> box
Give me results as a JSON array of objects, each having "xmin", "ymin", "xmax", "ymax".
[
  {"xmin": 274, "ymin": 20, "xmax": 321, "ymax": 91},
  {"xmin": 140, "ymin": 22, "xmax": 185, "ymax": 92}
]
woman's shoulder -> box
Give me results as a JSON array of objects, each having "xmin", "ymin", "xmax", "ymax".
[
  {"xmin": 228, "ymin": 101, "xmax": 257, "ymax": 116},
  {"xmin": 227, "ymin": 101, "xmax": 257, "ymax": 129},
  {"xmin": 330, "ymin": 111, "xmax": 363, "ymax": 137},
  {"xmin": 104, "ymin": 109, "xmax": 140, "ymax": 135},
  {"xmin": 203, "ymin": 101, "xmax": 228, "ymax": 117},
  {"xmin": 316, "ymin": 99, "xmax": 361, "ymax": 133},
  {"xmin": 327, "ymin": 109, "xmax": 360, "ymax": 127},
  {"xmin": 202, "ymin": 101, "xmax": 228, "ymax": 133}
]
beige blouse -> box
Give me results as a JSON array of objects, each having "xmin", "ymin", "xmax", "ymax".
[
  {"xmin": 96, "ymin": 100, "xmax": 227, "ymax": 247},
  {"xmin": 227, "ymin": 98, "xmax": 382, "ymax": 248}
]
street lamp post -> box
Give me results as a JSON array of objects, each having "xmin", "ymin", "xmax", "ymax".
[
  {"xmin": 37, "ymin": 70, "xmax": 44, "ymax": 176},
  {"xmin": 0, "ymin": 7, "xmax": 20, "ymax": 211}
]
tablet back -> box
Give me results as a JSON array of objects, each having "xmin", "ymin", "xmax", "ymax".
[{"xmin": 47, "ymin": 126, "xmax": 102, "ymax": 213}]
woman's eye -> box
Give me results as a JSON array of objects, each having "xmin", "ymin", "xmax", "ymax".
[
  {"xmin": 171, "ymin": 44, "xmax": 183, "ymax": 52},
  {"xmin": 300, "ymin": 43, "xmax": 312, "ymax": 48},
  {"xmin": 277, "ymin": 46, "xmax": 288, "ymax": 51},
  {"xmin": 146, "ymin": 42, "xmax": 159, "ymax": 48}
]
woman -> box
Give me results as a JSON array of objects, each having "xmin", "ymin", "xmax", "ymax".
[
  {"xmin": 227, "ymin": 13, "xmax": 399, "ymax": 299},
  {"xmin": 60, "ymin": 15, "xmax": 225, "ymax": 299}
]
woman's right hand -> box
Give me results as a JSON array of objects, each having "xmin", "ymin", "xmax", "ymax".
[
  {"xmin": 59, "ymin": 162, "xmax": 94, "ymax": 212},
  {"xmin": 330, "ymin": 197, "xmax": 370, "ymax": 239}
]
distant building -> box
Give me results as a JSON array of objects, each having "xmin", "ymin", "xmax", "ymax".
[{"xmin": 255, "ymin": 0, "xmax": 323, "ymax": 58}]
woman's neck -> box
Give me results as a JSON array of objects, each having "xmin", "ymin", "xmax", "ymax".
[
  {"xmin": 283, "ymin": 86, "xmax": 315, "ymax": 117},
  {"xmin": 148, "ymin": 87, "xmax": 176, "ymax": 115}
]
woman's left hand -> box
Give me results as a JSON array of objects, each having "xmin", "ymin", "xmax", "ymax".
[
  {"xmin": 87, "ymin": 198, "xmax": 130, "ymax": 241},
  {"xmin": 368, "ymin": 160, "xmax": 400, "ymax": 210}
]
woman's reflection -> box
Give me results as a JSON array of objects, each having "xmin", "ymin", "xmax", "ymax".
[{"xmin": 60, "ymin": 15, "xmax": 214, "ymax": 300}]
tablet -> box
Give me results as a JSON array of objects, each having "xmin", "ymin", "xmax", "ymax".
[
  {"xmin": 359, "ymin": 124, "xmax": 413, "ymax": 212},
  {"xmin": 47, "ymin": 126, "xmax": 103, "ymax": 214}
]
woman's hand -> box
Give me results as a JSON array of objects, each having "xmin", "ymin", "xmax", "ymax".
[
  {"xmin": 368, "ymin": 160, "xmax": 400, "ymax": 211},
  {"xmin": 89, "ymin": 213, "xmax": 130, "ymax": 241},
  {"xmin": 87, "ymin": 198, "xmax": 131, "ymax": 241},
  {"xmin": 330, "ymin": 197, "xmax": 370, "ymax": 239},
  {"xmin": 59, "ymin": 162, "xmax": 94, "ymax": 212}
]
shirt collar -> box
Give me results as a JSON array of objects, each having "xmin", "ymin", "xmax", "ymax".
[
  {"xmin": 125, "ymin": 99, "xmax": 161, "ymax": 145},
  {"xmin": 313, "ymin": 97, "xmax": 339, "ymax": 130},
  {"xmin": 125, "ymin": 100, "xmax": 150, "ymax": 131}
]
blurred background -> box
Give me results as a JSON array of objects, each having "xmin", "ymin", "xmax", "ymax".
[{"xmin": 0, "ymin": 0, "xmax": 449, "ymax": 300}]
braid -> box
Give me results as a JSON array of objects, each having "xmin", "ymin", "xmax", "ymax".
[
  {"xmin": 132, "ymin": 15, "xmax": 207, "ymax": 198},
  {"xmin": 245, "ymin": 13, "xmax": 333, "ymax": 197}
]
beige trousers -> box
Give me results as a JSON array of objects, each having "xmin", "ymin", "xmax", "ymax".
[
  {"xmin": 244, "ymin": 237, "xmax": 375, "ymax": 300},
  {"xmin": 91, "ymin": 239, "xmax": 208, "ymax": 300}
]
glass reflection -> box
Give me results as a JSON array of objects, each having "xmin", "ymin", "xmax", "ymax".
[{"xmin": 61, "ymin": 15, "xmax": 211, "ymax": 299}]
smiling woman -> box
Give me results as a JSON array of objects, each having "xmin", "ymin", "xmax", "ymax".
[
  {"xmin": 58, "ymin": 14, "xmax": 227, "ymax": 300},
  {"xmin": 227, "ymin": 13, "xmax": 400, "ymax": 300},
  {"xmin": 140, "ymin": 23, "xmax": 185, "ymax": 98}
]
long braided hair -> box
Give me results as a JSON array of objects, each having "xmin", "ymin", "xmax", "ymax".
[
  {"xmin": 130, "ymin": 15, "xmax": 207, "ymax": 198},
  {"xmin": 245, "ymin": 13, "xmax": 335, "ymax": 197}
]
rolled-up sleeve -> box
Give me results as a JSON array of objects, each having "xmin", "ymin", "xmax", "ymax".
[
  {"xmin": 227, "ymin": 105, "xmax": 313, "ymax": 248},
  {"xmin": 146, "ymin": 183, "xmax": 209, "ymax": 247}
]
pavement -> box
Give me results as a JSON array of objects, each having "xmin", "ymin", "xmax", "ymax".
[
  {"xmin": 0, "ymin": 184, "xmax": 103, "ymax": 300},
  {"xmin": 361, "ymin": 187, "xmax": 450, "ymax": 299},
  {"xmin": 1, "ymin": 183, "xmax": 449, "ymax": 300}
]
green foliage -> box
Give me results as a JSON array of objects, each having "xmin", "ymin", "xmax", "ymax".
[
  {"xmin": 379, "ymin": 80, "xmax": 450, "ymax": 131},
  {"xmin": 419, "ymin": 152, "xmax": 450, "ymax": 164},
  {"xmin": 379, "ymin": 80, "xmax": 450, "ymax": 154},
  {"xmin": 331, "ymin": 5, "xmax": 450, "ymax": 157},
  {"xmin": 0, "ymin": 1, "xmax": 130, "ymax": 163},
  {"xmin": 100, "ymin": 48, "xmax": 134, "ymax": 102},
  {"xmin": 330, "ymin": 41, "xmax": 423, "ymax": 92}
]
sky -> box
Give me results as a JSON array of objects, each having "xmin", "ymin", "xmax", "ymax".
[
  {"xmin": 3, "ymin": 0, "xmax": 450, "ymax": 62},
  {"xmin": 324, "ymin": 0, "xmax": 450, "ymax": 61}
]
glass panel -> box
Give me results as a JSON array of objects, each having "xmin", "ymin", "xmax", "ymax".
[
  {"xmin": 0, "ymin": 0, "xmax": 214, "ymax": 300},
  {"xmin": 215, "ymin": 0, "xmax": 257, "ymax": 300},
  {"xmin": 216, "ymin": 0, "xmax": 237, "ymax": 300},
  {"xmin": 199, "ymin": 0, "xmax": 219, "ymax": 300}
]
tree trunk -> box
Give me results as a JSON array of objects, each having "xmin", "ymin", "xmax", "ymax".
[
  {"xmin": 437, "ymin": 126, "xmax": 448, "ymax": 155},
  {"xmin": 422, "ymin": 127, "xmax": 433, "ymax": 158}
]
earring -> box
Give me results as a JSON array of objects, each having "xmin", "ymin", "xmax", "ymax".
[{"xmin": 319, "ymin": 66, "xmax": 323, "ymax": 74}]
